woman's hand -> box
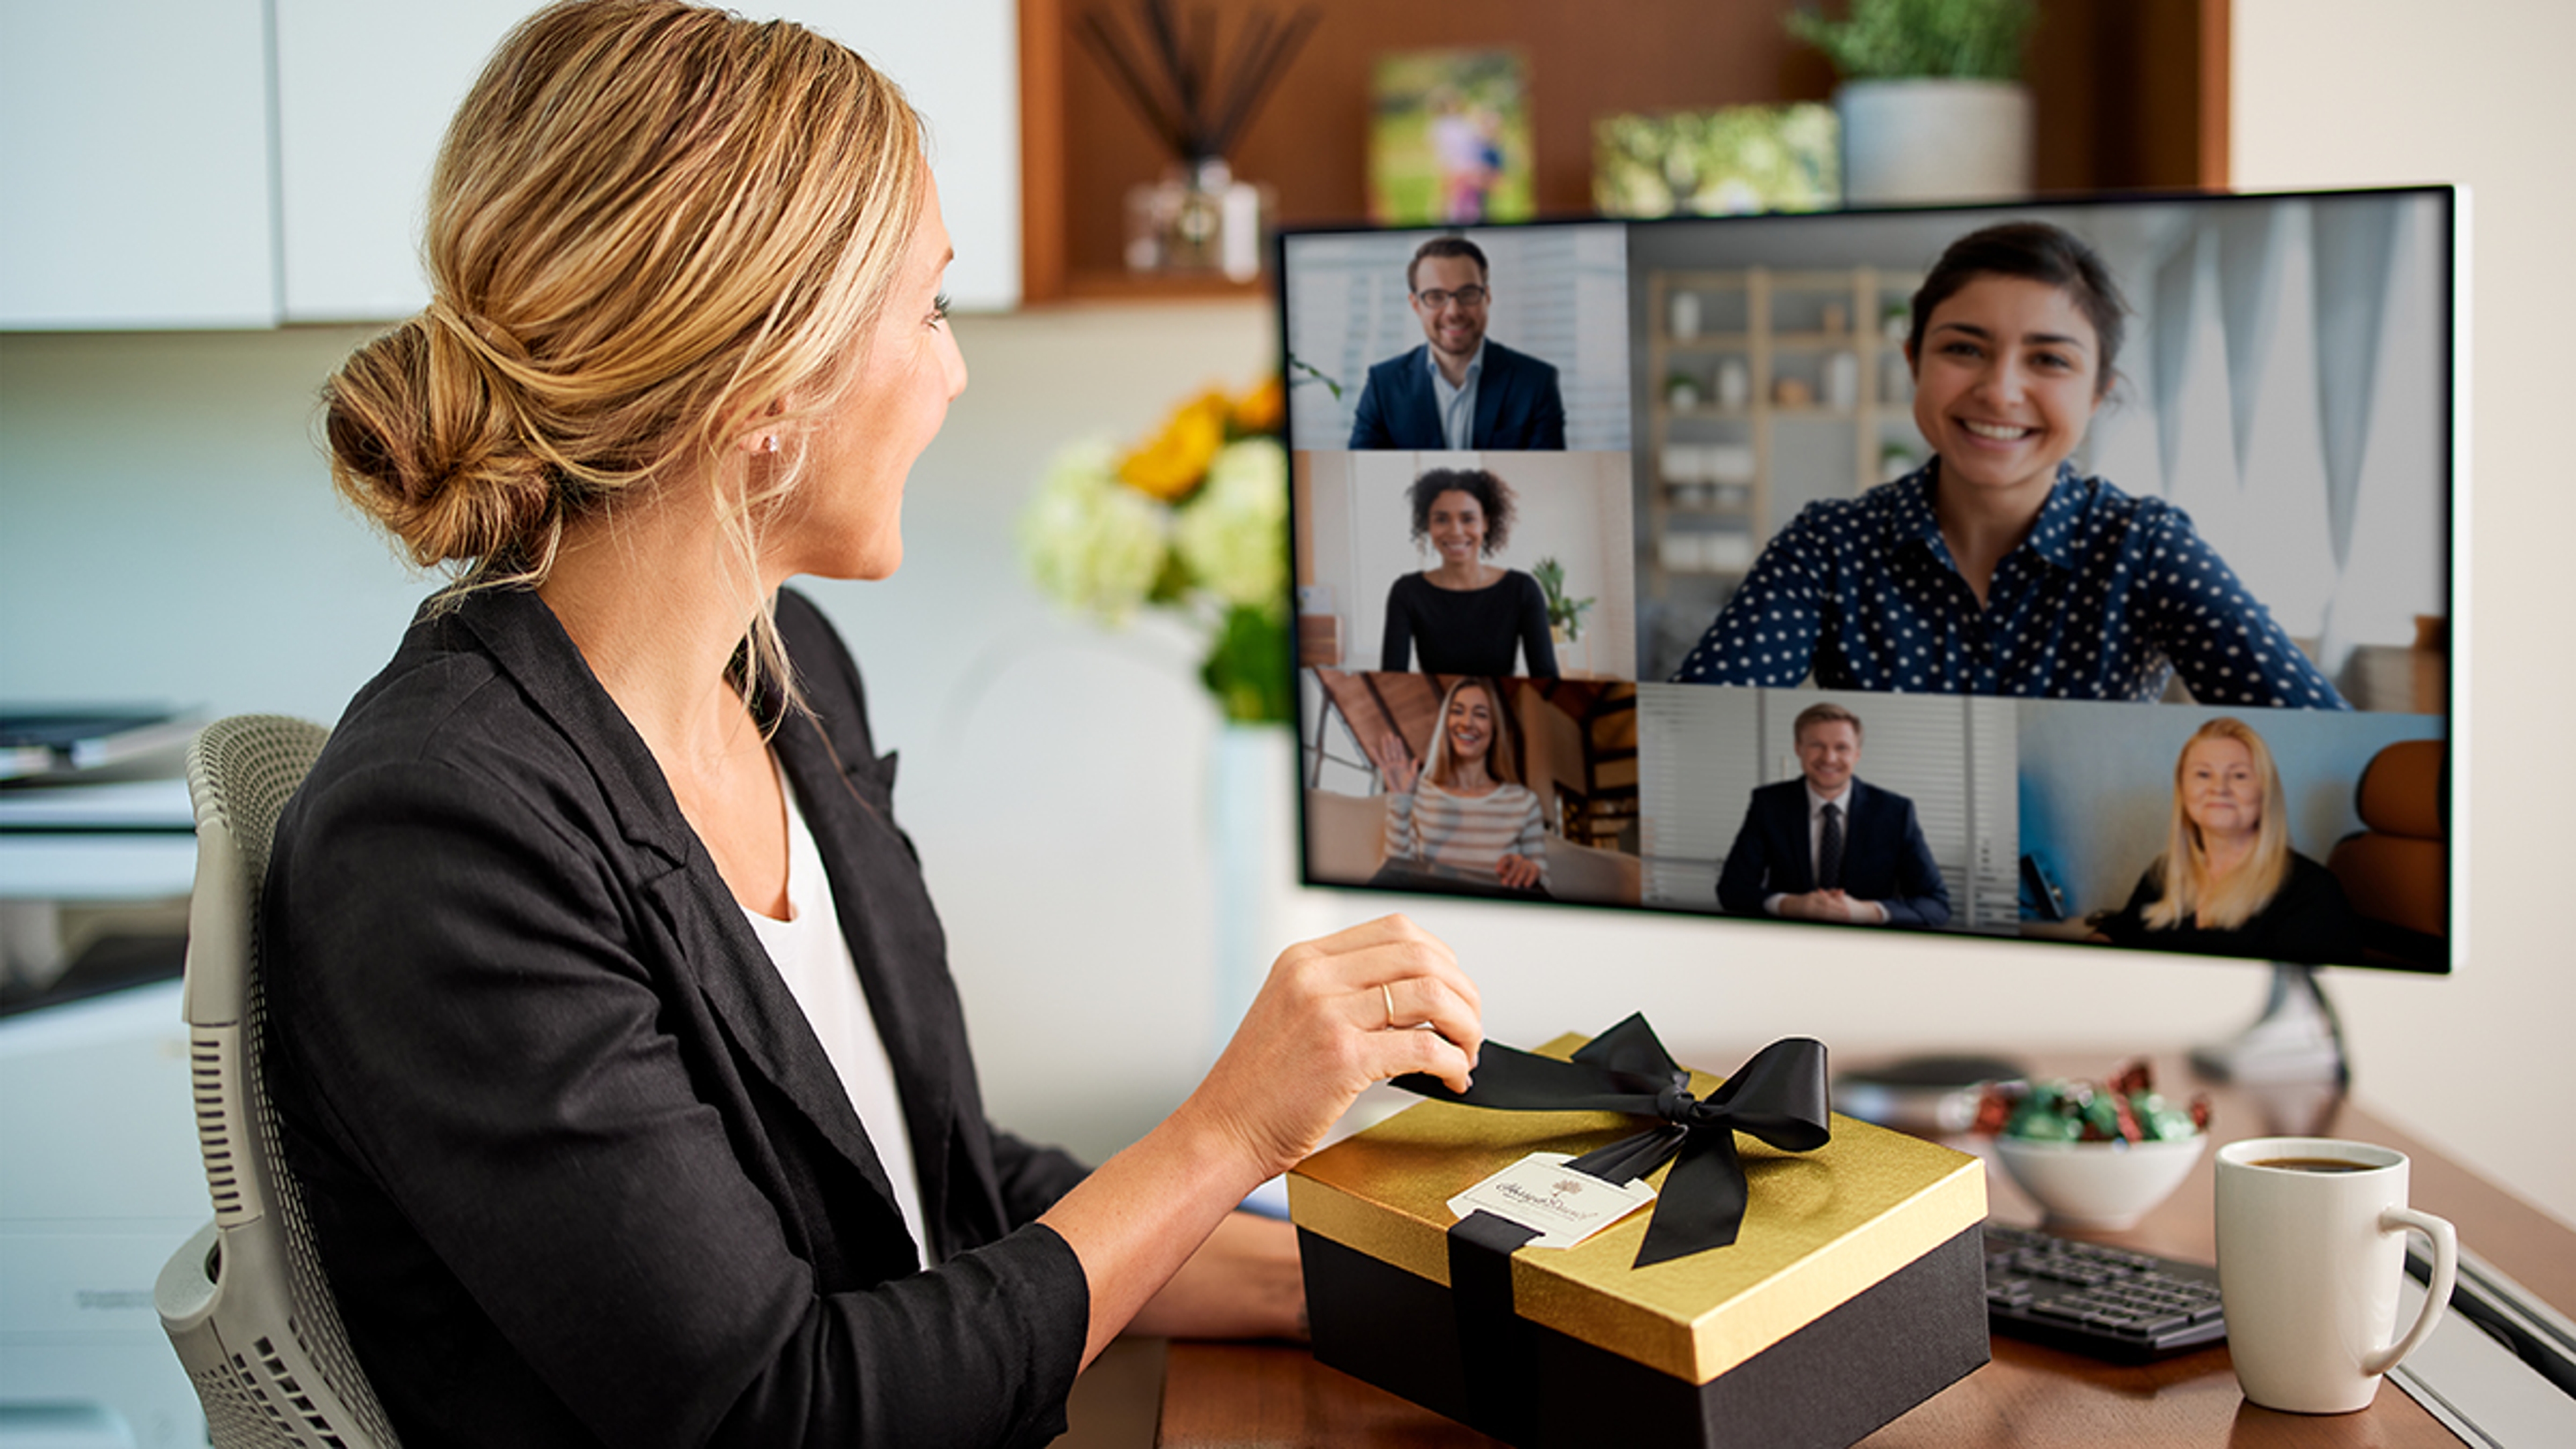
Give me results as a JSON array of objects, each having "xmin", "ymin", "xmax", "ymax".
[
  {"xmin": 1044, "ymin": 914, "xmax": 1478, "ymax": 1367},
  {"xmin": 1495, "ymin": 853, "xmax": 1542, "ymax": 890},
  {"xmin": 1368, "ymin": 731, "xmax": 1420, "ymax": 796},
  {"xmin": 1181, "ymin": 914, "xmax": 1481, "ymax": 1183}
]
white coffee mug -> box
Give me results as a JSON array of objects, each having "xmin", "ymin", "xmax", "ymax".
[{"xmin": 2215, "ymin": 1136, "xmax": 2459, "ymax": 1414}]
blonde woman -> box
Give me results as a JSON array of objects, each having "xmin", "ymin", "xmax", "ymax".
[
  {"xmin": 266, "ymin": 5, "xmax": 1482, "ymax": 1444},
  {"xmin": 1365, "ymin": 678, "xmax": 1550, "ymax": 897},
  {"xmin": 2091, "ymin": 717, "xmax": 2363, "ymax": 962}
]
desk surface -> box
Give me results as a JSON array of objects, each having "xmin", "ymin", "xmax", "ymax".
[{"xmin": 1065, "ymin": 1051, "xmax": 2573, "ymax": 1448}]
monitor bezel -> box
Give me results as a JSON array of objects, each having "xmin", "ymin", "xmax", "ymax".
[{"xmin": 1273, "ymin": 184, "xmax": 2463, "ymax": 976}]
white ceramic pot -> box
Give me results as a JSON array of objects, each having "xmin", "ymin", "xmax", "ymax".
[{"xmin": 1838, "ymin": 78, "xmax": 2033, "ymax": 205}]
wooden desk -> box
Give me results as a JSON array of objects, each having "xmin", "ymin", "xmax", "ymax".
[{"xmin": 1062, "ymin": 1053, "xmax": 2573, "ymax": 1448}]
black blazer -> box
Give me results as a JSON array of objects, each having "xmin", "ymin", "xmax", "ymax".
[
  {"xmin": 1715, "ymin": 778, "xmax": 1953, "ymax": 927},
  {"xmin": 2095, "ymin": 851, "xmax": 2365, "ymax": 965},
  {"xmin": 1346, "ymin": 339, "xmax": 1567, "ymax": 449},
  {"xmin": 265, "ymin": 587, "xmax": 1091, "ymax": 1448}
]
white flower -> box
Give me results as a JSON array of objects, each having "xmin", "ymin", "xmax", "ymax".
[
  {"xmin": 1172, "ymin": 439, "xmax": 1287, "ymax": 609},
  {"xmin": 1020, "ymin": 438, "xmax": 1169, "ymax": 626}
]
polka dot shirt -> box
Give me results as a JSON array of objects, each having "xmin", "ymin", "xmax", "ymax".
[{"xmin": 1670, "ymin": 463, "xmax": 2350, "ymax": 708}]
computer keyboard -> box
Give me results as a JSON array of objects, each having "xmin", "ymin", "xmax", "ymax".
[{"xmin": 1982, "ymin": 1222, "xmax": 2228, "ymax": 1362}]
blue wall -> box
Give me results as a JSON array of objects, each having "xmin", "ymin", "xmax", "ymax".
[{"xmin": 2018, "ymin": 700, "xmax": 2442, "ymax": 918}]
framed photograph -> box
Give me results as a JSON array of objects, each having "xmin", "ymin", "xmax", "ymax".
[{"xmin": 1368, "ymin": 48, "xmax": 1534, "ymax": 227}]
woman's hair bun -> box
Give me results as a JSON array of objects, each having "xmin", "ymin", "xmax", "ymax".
[
  {"xmin": 323, "ymin": 311, "xmax": 559, "ymax": 570},
  {"xmin": 316, "ymin": 0, "xmax": 926, "ymax": 608}
]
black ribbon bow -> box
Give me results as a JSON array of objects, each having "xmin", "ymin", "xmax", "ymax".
[{"xmin": 1394, "ymin": 1014, "xmax": 1832, "ymax": 1267}]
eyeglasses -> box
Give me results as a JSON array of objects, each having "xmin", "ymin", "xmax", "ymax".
[{"xmin": 1413, "ymin": 284, "xmax": 1489, "ymax": 309}]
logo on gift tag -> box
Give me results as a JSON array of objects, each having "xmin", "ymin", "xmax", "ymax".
[{"xmin": 1448, "ymin": 1152, "xmax": 1658, "ymax": 1249}]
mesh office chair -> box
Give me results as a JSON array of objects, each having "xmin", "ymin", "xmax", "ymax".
[{"xmin": 152, "ymin": 715, "xmax": 402, "ymax": 1448}]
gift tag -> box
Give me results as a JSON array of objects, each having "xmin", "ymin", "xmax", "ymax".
[{"xmin": 1447, "ymin": 1152, "xmax": 1657, "ymax": 1250}]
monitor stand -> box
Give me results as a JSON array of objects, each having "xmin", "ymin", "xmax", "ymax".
[{"xmin": 2188, "ymin": 961, "xmax": 2349, "ymax": 1086}]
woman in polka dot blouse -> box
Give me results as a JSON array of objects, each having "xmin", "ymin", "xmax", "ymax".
[{"xmin": 1672, "ymin": 221, "xmax": 2348, "ymax": 710}]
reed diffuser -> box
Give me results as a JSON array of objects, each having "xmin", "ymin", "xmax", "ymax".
[{"xmin": 1078, "ymin": 0, "xmax": 1320, "ymax": 280}]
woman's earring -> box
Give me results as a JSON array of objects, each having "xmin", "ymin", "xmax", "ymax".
[{"xmin": 761, "ymin": 435, "xmax": 778, "ymax": 454}]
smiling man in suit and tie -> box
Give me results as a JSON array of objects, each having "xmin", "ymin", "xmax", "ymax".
[
  {"xmin": 1347, "ymin": 236, "xmax": 1567, "ymax": 451},
  {"xmin": 1716, "ymin": 702, "xmax": 1951, "ymax": 926}
]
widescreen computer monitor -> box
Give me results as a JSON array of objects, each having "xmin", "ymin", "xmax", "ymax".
[{"xmin": 1279, "ymin": 187, "xmax": 2458, "ymax": 1022}]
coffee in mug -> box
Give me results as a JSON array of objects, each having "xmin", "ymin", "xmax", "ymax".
[{"xmin": 2216, "ymin": 1137, "xmax": 2458, "ymax": 1414}]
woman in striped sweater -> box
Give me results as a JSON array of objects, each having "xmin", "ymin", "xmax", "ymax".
[{"xmin": 1367, "ymin": 677, "xmax": 1550, "ymax": 896}]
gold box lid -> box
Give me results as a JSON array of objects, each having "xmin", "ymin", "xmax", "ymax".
[{"xmin": 1289, "ymin": 1033, "xmax": 1986, "ymax": 1383}]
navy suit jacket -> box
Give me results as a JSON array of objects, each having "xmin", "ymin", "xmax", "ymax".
[
  {"xmin": 1347, "ymin": 339, "xmax": 1566, "ymax": 449},
  {"xmin": 1715, "ymin": 778, "xmax": 1952, "ymax": 926}
]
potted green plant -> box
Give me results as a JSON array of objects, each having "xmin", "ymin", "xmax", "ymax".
[
  {"xmin": 1532, "ymin": 557, "xmax": 1595, "ymax": 653},
  {"xmin": 1784, "ymin": 0, "xmax": 2039, "ymax": 205}
]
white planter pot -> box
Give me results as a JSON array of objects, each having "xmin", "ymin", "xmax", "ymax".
[
  {"xmin": 1838, "ymin": 78, "xmax": 2033, "ymax": 205},
  {"xmin": 1208, "ymin": 722, "xmax": 1295, "ymax": 1050}
]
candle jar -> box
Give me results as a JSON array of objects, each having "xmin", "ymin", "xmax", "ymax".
[{"xmin": 1126, "ymin": 158, "xmax": 1273, "ymax": 282}]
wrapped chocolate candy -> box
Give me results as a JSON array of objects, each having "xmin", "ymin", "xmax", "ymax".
[{"xmin": 1978, "ymin": 1060, "xmax": 2210, "ymax": 1144}]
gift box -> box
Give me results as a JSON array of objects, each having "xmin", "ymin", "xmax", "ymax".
[{"xmin": 1288, "ymin": 1023, "xmax": 1988, "ymax": 1448}]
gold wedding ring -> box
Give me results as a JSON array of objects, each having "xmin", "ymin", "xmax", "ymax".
[{"xmin": 1381, "ymin": 981, "xmax": 1397, "ymax": 1031}]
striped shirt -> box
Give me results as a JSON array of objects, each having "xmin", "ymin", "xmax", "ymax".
[{"xmin": 1383, "ymin": 780, "xmax": 1548, "ymax": 888}]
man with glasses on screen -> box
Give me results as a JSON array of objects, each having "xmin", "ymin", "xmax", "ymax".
[
  {"xmin": 1716, "ymin": 703, "xmax": 1951, "ymax": 927},
  {"xmin": 1348, "ymin": 236, "xmax": 1566, "ymax": 450}
]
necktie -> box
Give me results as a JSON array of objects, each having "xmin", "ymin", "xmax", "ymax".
[{"xmin": 1819, "ymin": 802, "xmax": 1844, "ymax": 891}]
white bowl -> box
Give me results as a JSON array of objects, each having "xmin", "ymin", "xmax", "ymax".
[{"xmin": 1992, "ymin": 1134, "xmax": 2206, "ymax": 1230}]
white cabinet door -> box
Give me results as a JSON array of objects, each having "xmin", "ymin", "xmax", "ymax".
[
  {"xmin": 272, "ymin": 0, "xmax": 534, "ymax": 323},
  {"xmin": 0, "ymin": 0, "xmax": 277, "ymax": 329},
  {"xmin": 784, "ymin": 1, "xmax": 1020, "ymax": 312},
  {"xmin": 274, "ymin": 0, "xmax": 1020, "ymax": 323}
]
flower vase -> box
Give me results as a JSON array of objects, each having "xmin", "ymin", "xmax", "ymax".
[
  {"xmin": 1208, "ymin": 721, "xmax": 1295, "ymax": 1054},
  {"xmin": 1126, "ymin": 158, "xmax": 1273, "ymax": 283}
]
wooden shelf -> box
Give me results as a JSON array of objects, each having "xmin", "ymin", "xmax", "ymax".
[
  {"xmin": 1646, "ymin": 266, "xmax": 1923, "ymax": 600},
  {"xmin": 1057, "ymin": 270, "xmax": 1267, "ymax": 303},
  {"xmin": 1019, "ymin": 0, "xmax": 2228, "ymax": 306}
]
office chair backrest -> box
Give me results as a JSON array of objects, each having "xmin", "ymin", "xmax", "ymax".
[
  {"xmin": 153, "ymin": 715, "xmax": 403, "ymax": 1448},
  {"xmin": 2326, "ymin": 737, "xmax": 2446, "ymax": 969}
]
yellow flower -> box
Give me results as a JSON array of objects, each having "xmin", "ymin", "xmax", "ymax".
[
  {"xmin": 1117, "ymin": 389, "xmax": 1230, "ymax": 502},
  {"xmin": 1230, "ymin": 377, "xmax": 1283, "ymax": 436}
]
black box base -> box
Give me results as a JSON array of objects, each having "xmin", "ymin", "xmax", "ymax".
[{"xmin": 1299, "ymin": 1224, "xmax": 1990, "ymax": 1449}]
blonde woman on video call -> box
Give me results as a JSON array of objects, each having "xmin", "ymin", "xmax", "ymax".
[
  {"xmin": 1365, "ymin": 676, "xmax": 1550, "ymax": 898},
  {"xmin": 2087, "ymin": 716, "xmax": 2363, "ymax": 963},
  {"xmin": 265, "ymin": 4, "xmax": 1483, "ymax": 1444}
]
